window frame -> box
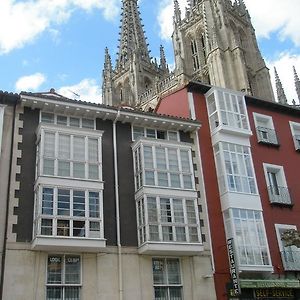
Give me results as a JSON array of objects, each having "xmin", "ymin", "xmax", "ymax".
[
  {"xmin": 132, "ymin": 126, "xmax": 180, "ymax": 142},
  {"xmin": 253, "ymin": 112, "xmax": 279, "ymax": 145},
  {"xmin": 289, "ymin": 121, "xmax": 300, "ymax": 151},
  {"xmin": 36, "ymin": 124, "xmax": 103, "ymax": 181},
  {"xmin": 224, "ymin": 208, "xmax": 272, "ymax": 270},
  {"xmin": 46, "ymin": 254, "xmax": 82, "ymax": 300},
  {"xmin": 152, "ymin": 257, "xmax": 183, "ymax": 300},
  {"xmin": 40, "ymin": 111, "xmax": 96, "ymax": 130},
  {"xmin": 132, "ymin": 139, "xmax": 195, "ymax": 191},
  {"xmin": 213, "ymin": 142, "xmax": 258, "ymax": 195},
  {"xmin": 136, "ymin": 195, "xmax": 201, "ymax": 246},
  {"xmin": 205, "ymin": 88, "xmax": 250, "ymax": 133},
  {"xmin": 263, "ymin": 163, "xmax": 291, "ymax": 205},
  {"xmin": 34, "ymin": 185, "xmax": 104, "ymax": 240}
]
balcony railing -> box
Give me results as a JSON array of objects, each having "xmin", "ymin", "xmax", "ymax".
[
  {"xmin": 256, "ymin": 126, "xmax": 279, "ymax": 145},
  {"xmin": 293, "ymin": 135, "xmax": 300, "ymax": 151},
  {"xmin": 267, "ymin": 186, "xmax": 292, "ymax": 205},
  {"xmin": 281, "ymin": 250, "xmax": 300, "ymax": 271}
]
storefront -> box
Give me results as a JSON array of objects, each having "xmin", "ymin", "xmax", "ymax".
[{"xmin": 227, "ymin": 279, "xmax": 300, "ymax": 300}]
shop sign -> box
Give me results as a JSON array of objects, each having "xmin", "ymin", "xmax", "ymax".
[
  {"xmin": 241, "ymin": 280, "xmax": 300, "ymax": 289},
  {"xmin": 255, "ymin": 288, "xmax": 294, "ymax": 299},
  {"xmin": 227, "ymin": 238, "xmax": 241, "ymax": 296}
]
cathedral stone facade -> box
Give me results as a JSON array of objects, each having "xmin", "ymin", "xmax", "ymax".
[{"xmin": 102, "ymin": 0, "xmax": 275, "ymax": 109}]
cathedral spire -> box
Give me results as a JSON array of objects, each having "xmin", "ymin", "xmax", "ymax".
[
  {"xmin": 159, "ymin": 45, "xmax": 168, "ymax": 71},
  {"xmin": 293, "ymin": 66, "xmax": 300, "ymax": 103},
  {"xmin": 274, "ymin": 67, "xmax": 288, "ymax": 104},
  {"xmin": 103, "ymin": 47, "xmax": 112, "ymax": 75},
  {"xmin": 116, "ymin": 0, "xmax": 150, "ymax": 68},
  {"xmin": 173, "ymin": 0, "xmax": 181, "ymax": 24}
]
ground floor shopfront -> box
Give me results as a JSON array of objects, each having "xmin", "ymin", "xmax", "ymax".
[{"xmin": 227, "ymin": 279, "xmax": 300, "ymax": 300}]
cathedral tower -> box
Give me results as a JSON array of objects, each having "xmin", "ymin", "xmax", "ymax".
[
  {"xmin": 102, "ymin": 0, "xmax": 276, "ymax": 107},
  {"xmin": 102, "ymin": 0, "xmax": 169, "ymax": 106},
  {"xmin": 172, "ymin": 0, "xmax": 275, "ymax": 101}
]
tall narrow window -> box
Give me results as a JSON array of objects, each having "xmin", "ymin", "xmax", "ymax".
[
  {"xmin": 152, "ymin": 258, "xmax": 182, "ymax": 300},
  {"xmin": 191, "ymin": 40, "xmax": 200, "ymax": 71},
  {"xmin": 46, "ymin": 255, "xmax": 81, "ymax": 300}
]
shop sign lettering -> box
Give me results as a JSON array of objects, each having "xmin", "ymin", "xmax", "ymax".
[{"xmin": 227, "ymin": 238, "xmax": 241, "ymax": 296}]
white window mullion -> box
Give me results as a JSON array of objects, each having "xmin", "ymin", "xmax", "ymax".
[
  {"xmin": 54, "ymin": 132, "xmax": 58, "ymax": 176},
  {"xmin": 170, "ymin": 198, "xmax": 175, "ymax": 242},
  {"xmin": 157, "ymin": 197, "xmax": 163, "ymax": 242},
  {"xmin": 98, "ymin": 137, "xmax": 102, "ymax": 181},
  {"xmin": 70, "ymin": 189, "xmax": 74, "ymax": 237},
  {"xmin": 84, "ymin": 136, "xmax": 88, "ymax": 179},
  {"xmin": 182, "ymin": 199, "xmax": 189, "ymax": 242},
  {"xmin": 153, "ymin": 146, "xmax": 158, "ymax": 186}
]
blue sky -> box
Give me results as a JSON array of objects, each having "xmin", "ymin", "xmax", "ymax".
[{"xmin": 0, "ymin": 0, "xmax": 300, "ymax": 104}]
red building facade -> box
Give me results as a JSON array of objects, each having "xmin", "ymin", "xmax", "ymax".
[{"xmin": 156, "ymin": 82, "xmax": 300, "ymax": 300}]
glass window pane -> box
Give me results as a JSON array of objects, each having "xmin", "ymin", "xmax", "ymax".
[
  {"xmin": 144, "ymin": 146, "xmax": 153, "ymax": 168},
  {"xmin": 58, "ymin": 134, "xmax": 70, "ymax": 159},
  {"xmin": 57, "ymin": 115, "xmax": 67, "ymax": 125},
  {"xmin": 46, "ymin": 287, "xmax": 62, "ymax": 300},
  {"xmin": 58, "ymin": 189, "xmax": 70, "ymax": 216},
  {"xmin": 167, "ymin": 259, "xmax": 181, "ymax": 284},
  {"xmin": 154, "ymin": 287, "xmax": 168, "ymax": 300},
  {"xmin": 82, "ymin": 118, "xmax": 94, "ymax": 129},
  {"xmin": 43, "ymin": 159, "xmax": 55, "ymax": 175},
  {"xmin": 170, "ymin": 173, "xmax": 180, "ymax": 188},
  {"xmin": 44, "ymin": 132, "xmax": 55, "ymax": 157},
  {"xmin": 89, "ymin": 192, "xmax": 100, "ymax": 218},
  {"xmin": 73, "ymin": 162, "xmax": 85, "ymax": 178},
  {"xmin": 42, "ymin": 188, "xmax": 54, "ymax": 215},
  {"xmin": 73, "ymin": 190, "xmax": 85, "ymax": 217},
  {"xmin": 73, "ymin": 220, "xmax": 85, "ymax": 237},
  {"xmin": 147, "ymin": 197, "xmax": 158, "ymax": 222},
  {"xmin": 70, "ymin": 117, "xmax": 80, "ymax": 127},
  {"xmin": 180, "ymin": 150, "xmax": 190, "ymax": 172},
  {"xmin": 153, "ymin": 259, "xmax": 166, "ymax": 284},
  {"xmin": 88, "ymin": 164, "xmax": 99, "ymax": 180},
  {"xmin": 168, "ymin": 131, "xmax": 178, "ymax": 141},
  {"xmin": 65, "ymin": 287, "xmax": 80, "ymax": 300},
  {"xmin": 183, "ymin": 175, "xmax": 193, "ymax": 189},
  {"xmin": 88, "ymin": 138, "xmax": 98, "ymax": 162},
  {"xmin": 58, "ymin": 161, "xmax": 70, "ymax": 177},
  {"xmin": 89, "ymin": 221, "xmax": 100, "ymax": 238},
  {"xmin": 160, "ymin": 199, "xmax": 172, "ymax": 222},
  {"xmin": 41, "ymin": 112, "xmax": 54, "ymax": 123},
  {"xmin": 57, "ymin": 220, "xmax": 70, "ymax": 236},
  {"xmin": 169, "ymin": 287, "xmax": 182, "ymax": 300},
  {"xmin": 162, "ymin": 226, "xmax": 173, "ymax": 241},
  {"xmin": 133, "ymin": 126, "xmax": 144, "ymax": 140},
  {"xmin": 156, "ymin": 148, "xmax": 166, "ymax": 169},
  {"xmin": 47, "ymin": 255, "xmax": 62, "ymax": 284},
  {"xmin": 73, "ymin": 136, "xmax": 85, "ymax": 161},
  {"xmin": 157, "ymin": 172, "xmax": 168, "ymax": 187},
  {"xmin": 145, "ymin": 171, "xmax": 155, "ymax": 185},
  {"xmin": 146, "ymin": 128, "xmax": 156, "ymax": 138},
  {"xmin": 173, "ymin": 199, "xmax": 184, "ymax": 223},
  {"xmin": 41, "ymin": 219, "xmax": 53, "ymax": 235},
  {"xmin": 65, "ymin": 256, "xmax": 81, "ymax": 284}
]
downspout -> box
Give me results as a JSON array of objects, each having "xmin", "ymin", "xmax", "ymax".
[
  {"xmin": 0, "ymin": 96, "xmax": 18, "ymax": 300},
  {"xmin": 113, "ymin": 109, "xmax": 123, "ymax": 300}
]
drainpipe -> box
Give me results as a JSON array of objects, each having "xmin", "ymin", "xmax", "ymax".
[
  {"xmin": 113, "ymin": 108, "xmax": 123, "ymax": 300},
  {"xmin": 0, "ymin": 96, "xmax": 18, "ymax": 300}
]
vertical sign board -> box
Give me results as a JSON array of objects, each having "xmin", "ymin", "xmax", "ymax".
[{"xmin": 227, "ymin": 238, "xmax": 241, "ymax": 296}]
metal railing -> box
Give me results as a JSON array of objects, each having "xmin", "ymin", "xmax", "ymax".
[
  {"xmin": 281, "ymin": 250, "xmax": 300, "ymax": 271},
  {"xmin": 256, "ymin": 126, "xmax": 279, "ymax": 145},
  {"xmin": 267, "ymin": 186, "xmax": 292, "ymax": 205}
]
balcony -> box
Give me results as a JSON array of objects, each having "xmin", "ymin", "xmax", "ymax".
[
  {"xmin": 267, "ymin": 186, "xmax": 292, "ymax": 205},
  {"xmin": 281, "ymin": 250, "xmax": 300, "ymax": 271},
  {"xmin": 256, "ymin": 126, "xmax": 279, "ymax": 146}
]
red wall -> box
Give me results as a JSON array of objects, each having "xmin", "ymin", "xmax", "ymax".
[
  {"xmin": 157, "ymin": 90, "xmax": 230, "ymax": 300},
  {"xmin": 247, "ymin": 103, "xmax": 300, "ymax": 273}
]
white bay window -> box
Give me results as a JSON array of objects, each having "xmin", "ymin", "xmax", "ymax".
[
  {"xmin": 133, "ymin": 141, "xmax": 194, "ymax": 191},
  {"xmin": 224, "ymin": 208, "xmax": 272, "ymax": 271},
  {"xmin": 37, "ymin": 124, "xmax": 102, "ymax": 181},
  {"xmin": 33, "ymin": 122, "xmax": 105, "ymax": 252},
  {"xmin": 214, "ymin": 142, "xmax": 257, "ymax": 195}
]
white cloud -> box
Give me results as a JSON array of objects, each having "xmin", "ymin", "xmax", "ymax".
[
  {"xmin": 0, "ymin": 0, "xmax": 120, "ymax": 54},
  {"xmin": 15, "ymin": 72, "xmax": 46, "ymax": 91},
  {"xmin": 244, "ymin": 0, "xmax": 300, "ymax": 46},
  {"xmin": 157, "ymin": 0, "xmax": 300, "ymax": 47},
  {"xmin": 58, "ymin": 78, "xmax": 102, "ymax": 103},
  {"xmin": 157, "ymin": 0, "xmax": 187, "ymax": 40},
  {"xmin": 267, "ymin": 52, "xmax": 300, "ymax": 104}
]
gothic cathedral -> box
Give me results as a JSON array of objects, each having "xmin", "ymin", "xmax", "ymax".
[{"xmin": 102, "ymin": 0, "xmax": 275, "ymax": 108}]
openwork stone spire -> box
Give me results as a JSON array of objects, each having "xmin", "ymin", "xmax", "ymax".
[
  {"xmin": 293, "ymin": 66, "xmax": 300, "ymax": 103},
  {"xmin": 159, "ymin": 45, "xmax": 168, "ymax": 71},
  {"xmin": 103, "ymin": 47, "xmax": 112, "ymax": 75},
  {"xmin": 274, "ymin": 67, "xmax": 287, "ymax": 104},
  {"xmin": 116, "ymin": 0, "xmax": 150, "ymax": 68}
]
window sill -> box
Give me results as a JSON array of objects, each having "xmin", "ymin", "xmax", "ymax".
[
  {"xmin": 239, "ymin": 264, "xmax": 274, "ymax": 273},
  {"xmin": 138, "ymin": 241, "xmax": 204, "ymax": 255},
  {"xmin": 31, "ymin": 236, "xmax": 106, "ymax": 252}
]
